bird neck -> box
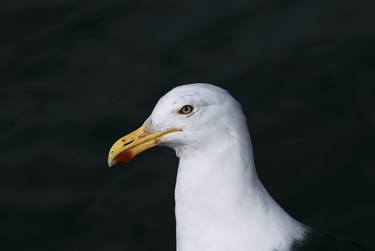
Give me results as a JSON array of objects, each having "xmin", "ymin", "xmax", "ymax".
[{"xmin": 174, "ymin": 124, "xmax": 305, "ymax": 251}]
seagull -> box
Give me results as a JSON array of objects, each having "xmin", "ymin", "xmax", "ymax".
[{"xmin": 107, "ymin": 83, "xmax": 367, "ymax": 251}]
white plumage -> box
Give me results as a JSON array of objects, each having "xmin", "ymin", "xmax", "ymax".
[{"xmin": 146, "ymin": 84, "xmax": 305, "ymax": 251}]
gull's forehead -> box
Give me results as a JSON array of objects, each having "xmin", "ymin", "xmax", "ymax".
[
  {"xmin": 157, "ymin": 83, "xmax": 230, "ymax": 108},
  {"xmin": 148, "ymin": 83, "xmax": 243, "ymax": 130}
]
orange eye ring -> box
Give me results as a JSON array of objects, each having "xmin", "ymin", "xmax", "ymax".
[{"xmin": 178, "ymin": 105, "xmax": 194, "ymax": 115}]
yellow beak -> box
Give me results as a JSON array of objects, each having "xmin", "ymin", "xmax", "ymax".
[{"xmin": 108, "ymin": 123, "xmax": 181, "ymax": 167}]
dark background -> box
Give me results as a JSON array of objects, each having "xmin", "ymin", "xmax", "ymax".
[{"xmin": 1, "ymin": 0, "xmax": 374, "ymax": 250}]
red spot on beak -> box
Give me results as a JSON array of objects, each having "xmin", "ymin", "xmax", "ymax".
[{"xmin": 114, "ymin": 150, "xmax": 133, "ymax": 164}]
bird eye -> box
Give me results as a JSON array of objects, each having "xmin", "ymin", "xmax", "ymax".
[{"xmin": 178, "ymin": 105, "xmax": 194, "ymax": 115}]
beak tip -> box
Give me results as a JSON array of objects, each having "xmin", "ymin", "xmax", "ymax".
[{"xmin": 108, "ymin": 159, "xmax": 114, "ymax": 167}]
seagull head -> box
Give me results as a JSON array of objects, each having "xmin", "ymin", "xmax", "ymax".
[{"xmin": 108, "ymin": 83, "xmax": 245, "ymax": 166}]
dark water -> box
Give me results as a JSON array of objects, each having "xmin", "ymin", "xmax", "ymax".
[{"xmin": 1, "ymin": 0, "xmax": 374, "ymax": 250}]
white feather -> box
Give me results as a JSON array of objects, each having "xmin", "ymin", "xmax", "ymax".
[{"xmin": 146, "ymin": 83, "xmax": 306, "ymax": 251}]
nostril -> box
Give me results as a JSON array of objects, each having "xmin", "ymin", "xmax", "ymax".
[{"xmin": 123, "ymin": 140, "xmax": 134, "ymax": 147}]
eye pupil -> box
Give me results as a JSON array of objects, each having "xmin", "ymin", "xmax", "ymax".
[{"xmin": 179, "ymin": 105, "xmax": 193, "ymax": 115}]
